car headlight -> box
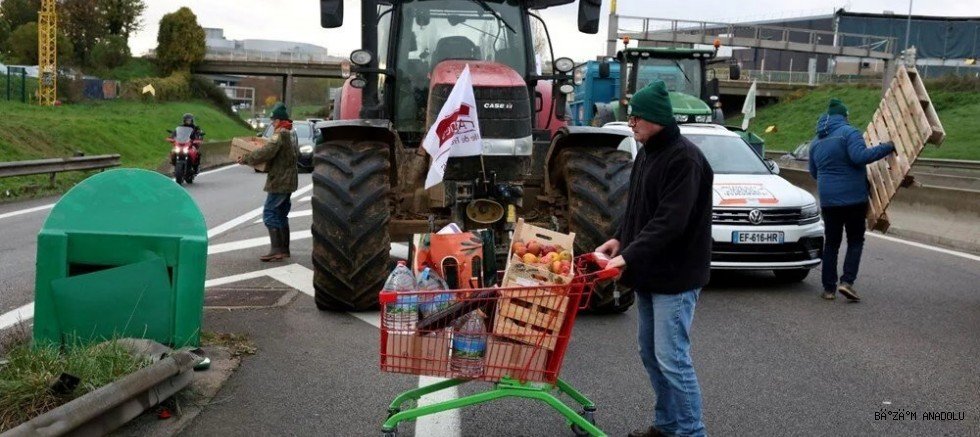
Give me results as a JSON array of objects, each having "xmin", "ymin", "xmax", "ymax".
[
  {"xmin": 695, "ymin": 115, "xmax": 711, "ymax": 123},
  {"xmin": 674, "ymin": 114, "xmax": 689, "ymax": 123},
  {"xmin": 801, "ymin": 203, "xmax": 820, "ymax": 219},
  {"xmin": 350, "ymin": 49, "xmax": 373, "ymax": 66},
  {"xmin": 554, "ymin": 57, "xmax": 574, "ymax": 73},
  {"xmin": 299, "ymin": 145, "xmax": 314, "ymax": 154}
]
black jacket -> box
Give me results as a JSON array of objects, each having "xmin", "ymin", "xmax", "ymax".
[{"xmin": 616, "ymin": 123, "xmax": 714, "ymax": 294}]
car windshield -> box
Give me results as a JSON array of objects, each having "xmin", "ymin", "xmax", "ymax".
[
  {"xmin": 635, "ymin": 58, "xmax": 702, "ymax": 97},
  {"xmin": 686, "ymin": 134, "xmax": 771, "ymax": 175},
  {"xmin": 174, "ymin": 126, "xmax": 193, "ymax": 143},
  {"xmin": 394, "ymin": 0, "xmax": 527, "ymax": 133},
  {"xmin": 294, "ymin": 123, "xmax": 312, "ymax": 139}
]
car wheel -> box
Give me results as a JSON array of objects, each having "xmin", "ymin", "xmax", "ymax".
[{"xmin": 773, "ymin": 269, "xmax": 809, "ymax": 282}]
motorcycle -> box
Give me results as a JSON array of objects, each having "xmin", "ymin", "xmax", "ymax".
[{"xmin": 167, "ymin": 126, "xmax": 202, "ymax": 185}]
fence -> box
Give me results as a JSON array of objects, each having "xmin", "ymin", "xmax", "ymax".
[{"xmin": 2, "ymin": 68, "xmax": 31, "ymax": 103}]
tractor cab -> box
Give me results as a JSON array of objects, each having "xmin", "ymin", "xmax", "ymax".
[{"xmin": 614, "ymin": 47, "xmax": 720, "ymax": 123}]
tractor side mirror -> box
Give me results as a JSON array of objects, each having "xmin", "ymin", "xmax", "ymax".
[
  {"xmin": 319, "ymin": 0, "xmax": 343, "ymax": 28},
  {"xmin": 598, "ymin": 61, "xmax": 611, "ymax": 79},
  {"xmin": 577, "ymin": 0, "xmax": 601, "ymax": 34},
  {"xmin": 729, "ymin": 60, "xmax": 741, "ymax": 80}
]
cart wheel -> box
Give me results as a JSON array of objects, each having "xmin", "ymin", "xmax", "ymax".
[
  {"xmin": 380, "ymin": 427, "xmax": 398, "ymax": 437},
  {"xmin": 570, "ymin": 408, "xmax": 596, "ymax": 436}
]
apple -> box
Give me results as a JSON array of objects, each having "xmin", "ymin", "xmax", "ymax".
[
  {"xmin": 523, "ymin": 253, "xmax": 538, "ymax": 264},
  {"xmin": 558, "ymin": 251, "xmax": 572, "ymax": 261},
  {"xmin": 527, "ymin": 241, "xmax": 541, "ymax": 256},
  {"xmin": 551, "ymin": 260, "xmax": 562, "ymax": 274}
]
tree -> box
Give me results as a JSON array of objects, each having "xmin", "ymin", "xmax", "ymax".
[
  {"xmin": 102, "ymin": 0, "xmax": 145, "ymax": 39},
  {"xmin": 91, "ymin": 34, "xmax": 129, "ymax": 69},
  {"xmin": 0, "ymin": 18, "xmax": 11, "ymax": 57},
  {"xmin": 8, "ymin": 20, "xmax": 36, "ymax": 64},
  {"xmin": 59, "ymin": 0, "xmax": 102, "ymax": 66},
  {"xmin": 155, "ymin": 7, "xmax": 205, "ymax": 74},
  {"xmin": 0, "ymin": 0, "xmax": 40, "ymax": 30}
]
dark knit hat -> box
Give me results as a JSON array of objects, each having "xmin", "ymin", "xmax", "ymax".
[
  {"xmin": 629, "ymin": 80, "xmax": 675, "ymax": 126},
  {"xmin": 270, "ymin": 102, "xmax": 290, "ymax": 120},
  {"xmin": 827, "ymin": 98, "xmax": 848, "ymax": 117}
]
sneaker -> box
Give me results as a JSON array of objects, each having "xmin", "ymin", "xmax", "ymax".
[
  {"xmin": 837, "ymin": 283, "xmax": 861, "ymax": 302},
  {"xmin": 629, "ymin": 426, "xmax": 671, "ymax": 437},
  {"xmin": 821, "ymin": 290, "xmax": 836, "ymax": 300}
]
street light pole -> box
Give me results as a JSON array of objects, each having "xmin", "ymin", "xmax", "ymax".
[{"xmin": 904, "ymin": 0, "xmax": 913, "ymax": 50}]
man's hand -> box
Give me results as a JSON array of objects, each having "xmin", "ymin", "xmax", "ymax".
[
  {"xmin": 607, "ymin": 255, "xmax": 626, "ymax": 270},
  {"xmin": 596, "ymin": 239, "xmax": 621, "ymax": 257}
]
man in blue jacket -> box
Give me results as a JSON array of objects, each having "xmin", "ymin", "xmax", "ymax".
[{"xmin": 809, "ymin": 99, "xmax": 895, "ymax": 301}]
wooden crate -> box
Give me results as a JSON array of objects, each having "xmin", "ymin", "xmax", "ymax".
[
  {"xmin": 863, "ymin": 65, "xmax": 946, "ymax": 231},
  {"xmin": 493, "ymin": 264, "xmax": 569, "ymax": 351}
]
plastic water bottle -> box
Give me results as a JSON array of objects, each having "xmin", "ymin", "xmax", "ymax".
[
  {"xmin": 384, "ymin": 261, "xmax": 418, "ymax": 332},
  {"xmin": 417, "ymin": 268, "xmax": 455, "ymax": 319},
  {"xmin": 451, "ymin": 311, "xmax": 487, "ymax": 377}
]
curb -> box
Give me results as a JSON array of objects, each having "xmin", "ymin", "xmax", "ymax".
[{"xmin": 3, "ymin": 348, "xmax": 200, "ymax": 437}]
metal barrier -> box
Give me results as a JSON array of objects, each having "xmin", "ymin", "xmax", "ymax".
[{"xmin": 0, "ymin": 155, "xmax": 121, "ymax": 182}]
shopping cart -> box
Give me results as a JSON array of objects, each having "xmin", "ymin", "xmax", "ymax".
[{"xmin": 378, "ymin": 254, "xmax": 619, "ymax": 437}]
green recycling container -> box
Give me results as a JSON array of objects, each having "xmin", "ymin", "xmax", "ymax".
[{"xmin": 34, "ymin": 169, "xmax": 208, "ymax": 347}]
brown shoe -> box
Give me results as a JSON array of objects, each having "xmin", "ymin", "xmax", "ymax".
[
  {"xmin": 629, "ymin": 426, "xmax": 671, "ymax": 437},
  {"xmin": 837, "ymin": 282, "xmax": 860, "ymax": 302},
  {"xmin": 821, "ymin": 290, "xmax": 836, "ymax": 300},
  {"xmin": 260, "ymin": 228, "xmax": 285, "ymax": 262}
]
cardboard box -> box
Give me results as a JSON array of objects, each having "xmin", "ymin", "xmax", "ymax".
[
  {"xmin": 485, "ymin": 336, "xmax": 549, "ymax": 382},
  {"xmin": 229, "ymin": 136, "xmax": 269, "ymax": 172},
  {"xmin": 382, "ymin": 331, "xmax": 451, "ymax": 377},
  {"xmin": 503, "ymin": 218, "xmax": 575, "ymax": 286}
]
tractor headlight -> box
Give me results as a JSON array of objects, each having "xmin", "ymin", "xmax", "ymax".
[
  {"xmin": 801, "ymin": 203, "xmax": 820, "ymax": 220},
  {"xmin": 350, "ymin": 49, "xmax": 373, "ymax": 66},
  {"xmin": 695, "ymin": 115, "xmax": 711, "ymax": 123},
  {"xmin": 554, "ymin": 57, "xmax": 574, "ymax": 73},
  {"xmin": 350, "ymin": 76, "xmax": 367, "ymax": 89},
  {"xmin": 674, "ymin": 114, "xmax": 690, "ymax": 123},
  {"xmin": 559, "ymin": 84, "xmax": 575, "ymax": 94}
]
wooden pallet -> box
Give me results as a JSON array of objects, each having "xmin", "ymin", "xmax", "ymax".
[{"xmin": 863, "ymin": 65, "xmax": 946, "ymax": 231}]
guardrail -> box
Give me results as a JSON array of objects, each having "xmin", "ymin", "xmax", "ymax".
[
  {"xmin": 765, "ymin": 151, "xmax": 980, "ymax": 191},
  {"xmin": 0, "ymin": 155, "xmax": 121, "ymax": 182},
  {"xmin": 722, "ymin": 69, "xmax": 883, "ymax": 86}
]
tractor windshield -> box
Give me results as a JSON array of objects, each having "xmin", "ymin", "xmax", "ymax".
[
  {"xmin": 393, "ymin": 0, "xmax": 527, "ymax": 133},
  {"xmin": 635, "ymin": 58, "xmax": 703, "ymax": 98}
]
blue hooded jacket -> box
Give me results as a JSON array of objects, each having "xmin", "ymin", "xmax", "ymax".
[{"xmin": 808, "ymin": 114, "xmax": 895, "ymax": 207}]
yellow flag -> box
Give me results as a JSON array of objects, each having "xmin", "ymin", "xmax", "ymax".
[{"xmin": 142, "ymin": 84, "xmax": 156, "ymax": 96}]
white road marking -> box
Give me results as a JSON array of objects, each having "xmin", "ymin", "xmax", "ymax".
[
  {"xmin": 867, "ymin": 232, "xmax": 980, "ymax": 263},
  {"xmin": 0, "ymin": 302, "xmax": 33, "ymax": 331},
  {"xmin": 198, "ymin": 164, "xmax": 240, "ymax": 176},
  {"xmin": 207, "ymin": 184, "xmax": 313, "ymax": 239},
  {"xmin": 253, "ymin": 209, "xmax": 313, "ymax": 223},
  {"xmin": 300, "ymin": 196, "xmax": 311, "ymax": 202},
  {"xmin": 0, "ymin": 204, "xmax": 54, "ymax": 221},
  {"xmin": 209, "ymin": 230, "xmax": 313, "ymax": 255}
]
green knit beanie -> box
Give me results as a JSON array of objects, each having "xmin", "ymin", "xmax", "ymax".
[
  {"xmin": 270, "ymin": 102, "xmax": 290, "ymax": 120},
  {"xmin": 827, "ymin": 98, "xmax": 848, "ymax": 117},
  {"xmin": 629, "ymin": 80, "xmax": 675, "ymax": 126}
]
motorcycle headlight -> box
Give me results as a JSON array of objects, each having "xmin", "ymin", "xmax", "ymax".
[
  {"xmin": 801, "ymin": 203, "xmax": 820, "ymax": 219},
  {"xmin": 554, "ymin": 57, "xmax": 574, "ymax": 73},
  {"xmin": 172, "ymin": 146, "xmax": 179, "ymax": 153}
]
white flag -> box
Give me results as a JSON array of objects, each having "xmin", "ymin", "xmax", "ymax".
[
  {"xmin": 423, "ymin": 65, "xmax": 482, "ymax": 189},
  {"xmin": 741, "ymin": 80, "xmax": 757, "ymax": 130}
]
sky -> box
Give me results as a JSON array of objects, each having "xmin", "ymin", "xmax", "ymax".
[{"xmin": 129, "ymin": 0, "xmax": 979, "ymax": 61}]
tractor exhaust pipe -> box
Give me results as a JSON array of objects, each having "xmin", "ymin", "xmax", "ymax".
[{"xmin": 360, "ymin": 0, "xmax": 381, "ymax": 119}]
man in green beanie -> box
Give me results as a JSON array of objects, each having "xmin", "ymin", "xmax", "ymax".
[
  {"xmin": 238, "ymin": 102, "xmax": 299, "ymax": 262},
  {"xmin": 597, "ymin": 80, "xmax": 713, "ymax": 437},
  {"xmin": 809, "ymin": 98, "xmax": 895, "ymax": 301}
]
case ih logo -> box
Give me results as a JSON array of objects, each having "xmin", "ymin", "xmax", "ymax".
[
  {"xmin": 435, "ymin": 103, "xmax": 478, "ymax": 147},
  {"xmin": 483, "ymin": 102, "xmax": 513, "ymax": 110}
]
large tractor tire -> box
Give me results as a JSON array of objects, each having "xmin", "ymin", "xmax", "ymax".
[
  {"xmin": 312, "ymin": 139, "xmax": 391, "ymax": 311},
  {"xmin": 560, "ymin": 147, "xmax": 634, "ymax": 313}
]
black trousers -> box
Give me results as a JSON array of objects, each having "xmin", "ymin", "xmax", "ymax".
[{"xmin": 820, "ymin": 202, "xmax": 868, "ymax": 291}]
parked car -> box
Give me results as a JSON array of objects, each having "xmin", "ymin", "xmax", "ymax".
[
  {"xmin": 603, "ymin": 122, "xmax": 824, "ymax": 281},
  {"xmin": 261, "ymin": 121, "xmax": 314, "ymax": 172}
]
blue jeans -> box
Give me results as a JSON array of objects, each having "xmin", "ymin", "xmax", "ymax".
[
  {"xmin": 636, "ymin": 289, "xmax": 706, "ymax": 437},
  {"xmin": 263, "ymin": 193, "xmax": 291, "ymax": 229},
  {"xmin": 820, "ymin": 202, "xmax": 867, "ymax": 291}
]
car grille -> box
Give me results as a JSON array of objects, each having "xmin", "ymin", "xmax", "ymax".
[
  {"xmin": 712, "ymin": 237, "xmax": 824, "ymax": 263},
  {"xmin": 712, "ymin": 207, "xmax": 817, "ymax": 225}
]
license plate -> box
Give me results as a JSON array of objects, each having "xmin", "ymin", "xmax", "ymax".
[{"xmin": 732, "ymin": 231, "xmax": 784, "ymax": 244}]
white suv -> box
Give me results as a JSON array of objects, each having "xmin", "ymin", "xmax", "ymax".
[{"xmin": 604, "ymin": 122, "xmax": 824, "ymax": 282}]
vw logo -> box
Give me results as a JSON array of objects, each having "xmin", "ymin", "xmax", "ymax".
[{"xmin": 748, "ymin": 209, "xmax": 764, "ymax": 225}]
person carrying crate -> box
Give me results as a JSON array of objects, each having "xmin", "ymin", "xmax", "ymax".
[{"xmin": 597, "ymin": 80, "xmax": 713, "ymax": 437}]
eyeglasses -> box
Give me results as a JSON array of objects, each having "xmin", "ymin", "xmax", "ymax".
[{"xmin": 627, "ymin": 116, "xmax": 639, "ymax": 127}]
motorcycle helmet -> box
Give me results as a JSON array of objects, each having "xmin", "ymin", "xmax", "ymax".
[{"xmin": 182, "ymin": 113, "xmax": 195, "ymax": 125}]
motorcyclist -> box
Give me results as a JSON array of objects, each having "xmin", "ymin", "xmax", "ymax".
[{"xmin": 177, "ymin": 113, "xmax": 205, "ymax": 173}]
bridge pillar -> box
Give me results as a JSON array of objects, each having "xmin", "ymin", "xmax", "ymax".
[{"xmin": 282, "ymin": 74, "xmax": 294, "ymax": 110}]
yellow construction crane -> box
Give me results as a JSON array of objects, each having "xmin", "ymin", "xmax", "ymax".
[{"xmin": 37, "ymin": 0, "xmax": 57, "ymax": 105}]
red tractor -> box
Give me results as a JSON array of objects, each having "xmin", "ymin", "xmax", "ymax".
[{"xmin": 314, "ymin": 0, "xmax": 634, "ymax": 312}]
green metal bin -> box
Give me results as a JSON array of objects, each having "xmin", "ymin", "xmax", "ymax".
[{"xmin": 33, "ymin": 169, "xmax": 208, "ymax": 347}]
